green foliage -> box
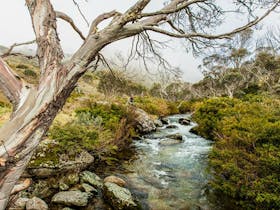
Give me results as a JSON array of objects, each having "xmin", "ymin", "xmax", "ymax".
[
  {"xmin": 134, "ymin": 96, "xmax": 175, "ymax": 116},
  {"xmin": 23, "ymin": 69, "xmax": 37, "ymax": 77},
  {"xmin": 49, "ymin": 123, "xmax": 99, "ymax": 151},
  {"xmin": 75, "ymin": 102, "xmax": 128, "ymax": 131},
  {"xmin": 178, "ymin": 101, "xmax": 193, "ymax": 113},
  {"xmin": 192, "ymin": 95, "xmax": 280, "ymax": 209}
]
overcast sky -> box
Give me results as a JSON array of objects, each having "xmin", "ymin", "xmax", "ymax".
[{"xmin": 0, "ymin": 0, "xmax": 278, "ymax": 83}]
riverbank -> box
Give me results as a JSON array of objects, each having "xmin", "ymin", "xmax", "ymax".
[{"xmin": 190, "ymin": 95, "xmax": 280, "ymax": 209}]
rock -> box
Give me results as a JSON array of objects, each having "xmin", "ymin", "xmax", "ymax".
[
  {"xmin": 31, "ymin": 180, "xmax": 54, "ymax": 198},
  {"xmin": 80, "ymin": 171, "xmax": 103, "ymax": 189},
  {"xmin": 12, "ymin": 197, "xmax": 29, "ymax": 210},
  {"xmin": 51, "ymin": 191, "xmax": 89, "ymax": 207},
  {"xmin": 62, "ymin": 208, "xmax": 75, "ymax": 210},
  {"xmin": 26, "ymin": 197, "xmax": 48, "ymax": 210},
  {"xmin": 189, "ymin": 127, "xmax": 199, "ymax": 135},
  {"xmin": 135, "ymin": 108, "xmax": 156, "ymax": 133},
  {"xmin": 104, "ymin": 182, "xmax": 138, "ymax": 210},
  {"xmin": 165, "ymin": 125, "xmax": 178, "ymax": 129},
  {"xmin": 59, "ymin": 182, "xmax": 70, "ymax": 191},
  {"xmin": 28, "ymin": 150, "xmax": 94, "ymax": 178},
  {"xmin": 81, "ymin": 183, "xmax": 98, "ymax": 194},
  {"xmin": 104, "ymin": 176, "xmax": 126, "ymax": 187},
  {"xmin": 178, "ymin": 118, "xmax": 191, "ymax": 125},
  {"xmin": 159, "ymin": 138, "xmax": 183, "ymax": 146},
  {"xmin": 166, "ymin": 133, "xmax": 183, "ymax": 141},
  {"xmin": 159, "ymin": 117, "xmax": 169, "ymax": 125},
  {"xmin": 154, "ymin": 119, "xmax": 163, "ymax": 127}
]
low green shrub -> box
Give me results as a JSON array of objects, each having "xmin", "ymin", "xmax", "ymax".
[{"xmin": 192, "ymin": 95, "xmax": 280, "ymax": 209}]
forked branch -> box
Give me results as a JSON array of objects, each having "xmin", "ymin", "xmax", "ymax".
[{"xmin": 89, "ymin": 10, "xmax": 121, "ymax": 35}]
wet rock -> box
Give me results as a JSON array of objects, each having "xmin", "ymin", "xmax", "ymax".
[
  {"xmin": 154, "ymin": 119, "xmax": 163, "ymax": 127},
  {"xmin": 166, "ymin": 125, "xmax": 178, "ymax": 129},
  {"xmin": 26, "ymin": 197, "xmax": 48, "ymax": 210},
  {"xmin": 135, "ymin": 108, "xmax": 156, "ymax": 133},
  {"xmin": 159, "ymin": 117, "xmax": 169, "ymax": 125},
  {"xmin": 12, "ymin": 197, "xmax": 29, "ymax": 210},
  {"xmin": 178, "ymin": 118, "xmax": 191, "ymax": 125},
  {"xmin": 80, "ymin": 171, "xmax": 103, "ymax": 189},
  {"xmin": 159, "ymin": 138, "xmax": 183, "ymax": 146},
  {"xmin": 104, "ymin": 175, "xmax": 126, "ymax": 187},
  {"xmin": 51, "ymin": 191, "xmax": 89, "ymax": 207},
  {"xmin": 166, "ymin": 133, "xmax": 183, "ymax": 141},
  {"xmin": 104, "ymin": 182, "xmax": 138, "ymax": 210},
  {"xmin": 189, "ymin": 126, "xmax": 199, "ymax": 135}
]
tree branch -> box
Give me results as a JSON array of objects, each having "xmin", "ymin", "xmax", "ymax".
[
  {"xmin": 56, "ymin": 11, "xmax": 86, "ymax": 40},
  {"xmin": 88, "ymin": 10, "xmax": 121, "ymax": 35},
  {"xmin": 26, "ymin": 0, "xmax": 64, "ymax": 80},
  {"xmin": 143, "ymin": 1, "xmax": 279, "ymax": 40},
  {"xmin": 118, "ymin": 0, "xmax": 151, "ymax": 25},
  {"xmin": 1, "ymin": 40, "xmax": 36, "ymax": 58},
  {"xmin": 140, "ymin": 0, "xmax": 206, "ymax": 18}
]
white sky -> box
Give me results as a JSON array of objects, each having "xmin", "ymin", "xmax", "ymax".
[{"xmin": 0, "ymin": 0, "xmax": 278, "ymax": 83}]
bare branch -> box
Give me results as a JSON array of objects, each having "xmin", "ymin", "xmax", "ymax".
[
  {"xmin": 56, "ymin": 11, "xmax": 86, "ymax": 40},
  {"xmin": 1, "ymin": 40, "xmax": 36, "ymax": 58},
  {"xmin": 0, "ymin": 58, "xmax": 25, "ymax": 107},
  {"xmin": 143, "ymin": 1, "xmax": 279, "ymax": 40},
  {"xmin": 72, "ymin": 0, "xmax": 90, "ymax": 26},
  {"xmin": 89, "ymin": 10, "xmax": 121, "ymax": 35},
  {"xmin": 118, "ymin": 0, "xmax": 151, "ymax": 25},
  {"xmin": 140, "ymin": 0, "xmax": 206, "ymax": 18},
  {"xmin": 26, "ymin": 0, "xmax": 64, "ymax": 80}
]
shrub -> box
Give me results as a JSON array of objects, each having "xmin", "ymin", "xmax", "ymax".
[{"xmin": 192, "ymin": 95, "xmax": 280, "ymax": 209}]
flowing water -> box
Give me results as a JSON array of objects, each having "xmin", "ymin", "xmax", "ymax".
[{"xmin": 121, "ymin": 114, "xmax": 213, "ymax": 210}]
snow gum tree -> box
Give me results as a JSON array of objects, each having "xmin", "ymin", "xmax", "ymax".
[{"xmin": 0, "ymin": 0, "xmax": 279, "ymax": 209}]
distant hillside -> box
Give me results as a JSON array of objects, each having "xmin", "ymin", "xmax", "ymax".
[{"xmin": 0, "ymin": 45, "xmax": 8, "ymax": 54}]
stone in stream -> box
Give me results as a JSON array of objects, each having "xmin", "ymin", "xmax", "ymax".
[
  {"xmin": 154, "ymin": 119, "xmax": 163, "ymax": 127},
  {"xmin": 80, "ymin": 171, "xmax": 103, "ymax": 189},
  {"xmin": 51, "ymin": 191, "xmax": 90, "ymax": 207},
  {"xmin": 135, "ymin": 108, "xmax": 156, "ymax": 133},
  {"xmin": 26, "ymin": 197, "xmax": 48, "ymax": 210},
  {"xmin": 159, "ymin": 138, "xmax": 183, "ymax": 146},
  {"xmin": 178, "ymin": 118, "xmax": 191, "ymax": 125},
  {"xmin": 165, "ymin": 133, "xmax": 183, "ymax": 141},
  {"xmin": 104, "ymin": 175, "xmax": 126, "ymax": 187},
  {"xmin": 103, "ymin": 182, "xmax": 139, "ymax": 210},
  {"xmin": 165, "ymin": 125, "xmax": 178, "ymax": 129},
  {"xmin": 159, "ymin": 117, "xmax": 169, "ymax": 125}
]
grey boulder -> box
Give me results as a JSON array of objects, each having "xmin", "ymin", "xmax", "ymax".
[{"xmin": 51, "ymin": 191, "xmax": 90, "ymax": 207}]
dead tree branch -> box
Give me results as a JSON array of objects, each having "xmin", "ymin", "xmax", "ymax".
[
  {"xmin": 1, "ymin": 40, "xmax": 36, "ymax": 58},
  {"xmin": 56, "ymin": 11, "xmax": 86, "ymax": 40}
]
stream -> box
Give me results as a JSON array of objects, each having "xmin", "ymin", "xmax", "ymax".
[{"xmin": 119, "ymin": 114, "xmax": 213, "ymax": 210}]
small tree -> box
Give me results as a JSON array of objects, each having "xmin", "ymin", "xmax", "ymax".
[{"xmin": 0, "ymin": 0, "xmax": 279, "ymax": 208}]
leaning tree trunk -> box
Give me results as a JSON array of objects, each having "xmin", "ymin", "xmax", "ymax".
[{"xmin": 0, "ymin": 71, "xmax": 79, "ymax": 208}]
